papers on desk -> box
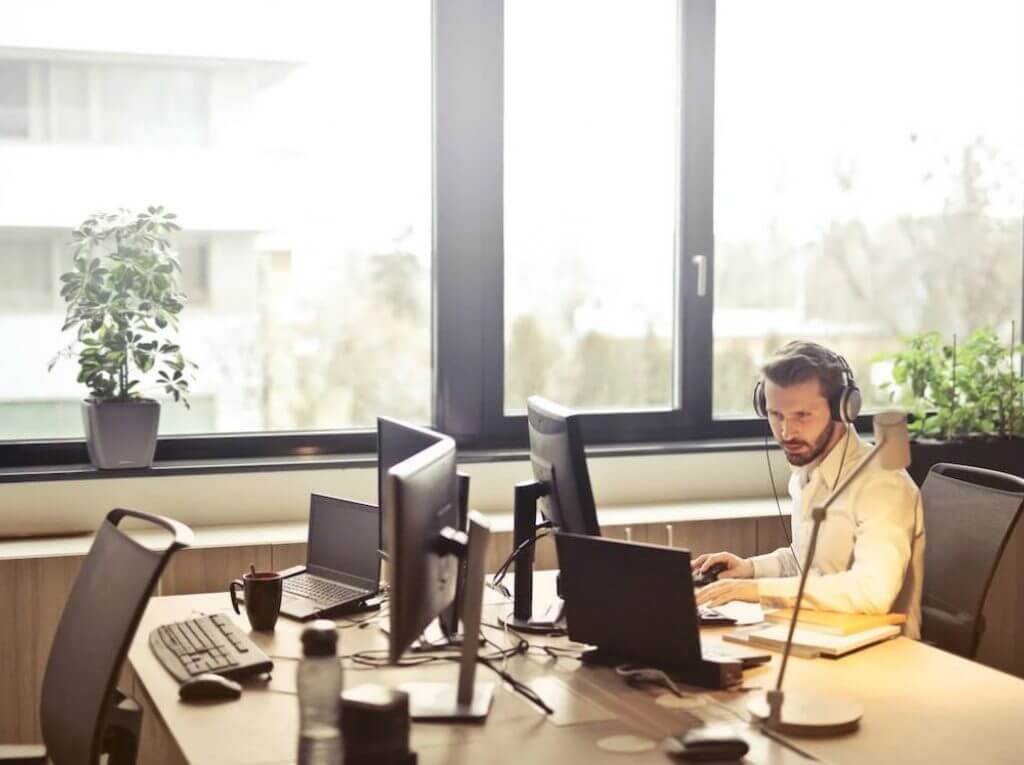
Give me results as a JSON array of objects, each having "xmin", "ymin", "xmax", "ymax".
[
  {"xmin": 712, "ymin": 601, "xmax": 765, "ymax": 626},
  {"xmin": 723, "ymin": 623, "xmax": 901, "ymax": 658}
]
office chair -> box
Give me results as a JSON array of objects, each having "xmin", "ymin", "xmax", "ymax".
[
  {"xmin": 920, "ymin": 463, "xmax": 1024, "ymax": 659},
  {"xmin": 0, "ymin": 508, "xmax": 193, "ymax": 765}
]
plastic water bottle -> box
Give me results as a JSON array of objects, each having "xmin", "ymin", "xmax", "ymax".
[{"xmin": 297, "ymin": 620, "xmax": 343, "ymax": 765}]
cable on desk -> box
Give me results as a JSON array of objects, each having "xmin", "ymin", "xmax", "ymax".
[
  {"xmin": 478, "ymin": 635, "xmax": 554, "ymax": 715},
  {"xmin": 335, "ymin": 608, "xmax": 388, "ymax": 630},
  {"xmin": 487, "ymin": 521, "xmax": 554, "ymax": 598},
  {"xmin": 536, "ymin": 644, "xmax": 585, "ymax": 661},
  {"xmin": 615, "ymin": 664, "xmax": 692, "ymax": 699}
]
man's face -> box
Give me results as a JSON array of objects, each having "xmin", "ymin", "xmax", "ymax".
[{"xmin": 764, "ymin": 377, "xmax": 837, "ymax": 466}]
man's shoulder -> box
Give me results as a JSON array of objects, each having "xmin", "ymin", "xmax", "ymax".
[{"xmin": 853, "ymin": 461, "xmax": 921, "ymax": 503}]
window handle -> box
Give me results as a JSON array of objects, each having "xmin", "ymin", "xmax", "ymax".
[
  {"xmin": 692, "ymin": 254, "xmax": 707, "ymax": 297},
  {"xmin": 624, "ymin": 526, "xmax": 633, "ymax": 542},
  {"xmin": 666, "ymin": 524, "xmax": 674, "ymax": 547}
]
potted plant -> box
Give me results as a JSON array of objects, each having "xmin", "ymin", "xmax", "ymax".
[
  {"xmin": 881, "ymin": 327, "xmax": 1024, "ymax": 485},
  {"xmin": 49, "ymin": 207, "xmax": 197, "ymax": 469}
]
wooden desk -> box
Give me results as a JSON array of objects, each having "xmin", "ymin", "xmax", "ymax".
[{"xmin": 127, "ymin": 579, "xmax": 1024, "ymax": 765}]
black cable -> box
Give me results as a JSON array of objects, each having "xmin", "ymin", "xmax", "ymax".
[
  {"xmin": 766, "ymin": 422, "xmax": 851, "ymax": 576},
  {"xmin": 478, "ymin": 635, "xmax": 554, "ymax": 715},
  {"xmin": 477, "ymin": 657, "xmax": 554, "ymax": 715},
  {"xmin": 489, "ymin": 521, "xmax": 554, "ymax": 596},
  {"xmin": 764, "ymin": 431, "xmax": 799, "ymax": 573}
]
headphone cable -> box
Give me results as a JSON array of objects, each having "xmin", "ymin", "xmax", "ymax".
[
  {"xmin": 766, "ymin": 421, "xmax": 852, "ymax": 577},
  {"xmin": 764, "ymin": 431, "xmax": 800, "ymax": 574}
]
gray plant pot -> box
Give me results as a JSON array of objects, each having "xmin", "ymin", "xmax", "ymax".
[{"xmin": 81, "ymin": 399, "xmax": 161, "ymax": 469}]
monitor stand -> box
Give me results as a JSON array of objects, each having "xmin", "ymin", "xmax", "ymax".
[
  {"xmin": 400, "ymin": 511, "xmax": 495, "ymax": 721},
  {"xmin": 498, "ymin": 480, "xmax": 566, "ymax": 634}
]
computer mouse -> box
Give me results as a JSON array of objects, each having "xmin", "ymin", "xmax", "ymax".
[
  {"xmin": 693, "ymin": 562, "xmax": 728, "ymax": 588},
  {"xmin": 664, "ymin": 724, "xmax": 749, "ymax": 762},
  {"xmin": 178, "ymin": 673, "xmax": 242, "ymax": 702}
]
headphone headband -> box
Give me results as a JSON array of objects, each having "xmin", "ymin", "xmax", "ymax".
[{"xmin": 752, "ymin": 345, "xmax": 861, "ymax": 424}]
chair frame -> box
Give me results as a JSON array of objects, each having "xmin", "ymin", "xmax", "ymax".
[
  {"xmin": 922, "ymin": 462, "xmax": 1024, "ymax": 659},
  {"xmin": 0, "ymin": 508, "xmax": 192, "ymax": 765}
]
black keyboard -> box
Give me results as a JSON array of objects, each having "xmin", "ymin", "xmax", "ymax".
[
  {"xmin": 283, "ymin": 573, "xmax": 366, "ymax": 605},
  {"xmin": 149, "ymin": 613, "xmax": 274, "ymax": 683}
]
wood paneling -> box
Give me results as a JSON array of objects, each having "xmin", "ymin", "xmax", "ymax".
[
  {"xmin": 0, "ymin": 555, "xmax": 83, "ymax": 744},
  {"xmin": 756, "ymin": 516, "xmax": 793, "ymax": 556},
  {"xmin": 646, "ymin": 519, "xmax": 757, "ymax": 560},
  {"xmin": 160, "ymin": 545, "xmax": 272, "ymax": 596},
  {"xmin": 271, "ymin": 543, "xmax": 306, "ymax": 572}
]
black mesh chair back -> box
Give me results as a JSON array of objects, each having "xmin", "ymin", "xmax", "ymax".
[
  {"xmin": 39, "ymin": 508, "xmax": 192, "ymax": 765},
  {"xmin": 920, "ymin": 463, "xmax": 1024, "ymax": 658}
]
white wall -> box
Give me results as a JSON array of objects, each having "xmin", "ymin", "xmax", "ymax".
[{"xmin": 0, "ymin": 448, "xmax": 791, "ymax": 536}]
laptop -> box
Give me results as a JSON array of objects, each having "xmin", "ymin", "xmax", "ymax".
[
  {"xmin": 280, "ymin": 494, "xmax": 381, "ymax": 621},
  {"xmin": 554, "ymin": 532, "xmax": 769, "ymax": 688}
]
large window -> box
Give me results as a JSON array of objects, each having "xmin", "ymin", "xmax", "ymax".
[
  {"xmin": 504, "ymin": 0, "xmax": 678, "ymax": 413},
  {"xmin": 0, "ymin": 2, "xmax": 431, "ymax": 444},
  {"xmin": 713, "ymin": 0, "xmax": 1024, "ymax": 416},
  {"xmin": 3, "ymin": 0, "xmax": 1023, "ymax": 466}
]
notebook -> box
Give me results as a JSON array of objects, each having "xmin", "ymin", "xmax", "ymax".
[
  {"xmin": 724, "ymin": 623, "xmax": 901, "ymax": 658},
  {"xmin": 764, "ymin": 609, "xmax": 906, "ymax": 636}
]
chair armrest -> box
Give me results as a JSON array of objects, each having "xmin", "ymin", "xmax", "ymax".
[{"xmin": 0, "ymin": 745, "xmax": 47, "ymax": 764}]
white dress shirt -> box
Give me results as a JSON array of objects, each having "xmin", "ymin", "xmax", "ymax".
[{"xmin": 750, "ymin": 426, "xmax": 925, "ymax": 639}]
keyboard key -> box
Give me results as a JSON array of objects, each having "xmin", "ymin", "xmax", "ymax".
[{"xmin": 148, "ymin": 615, "xmax": 274, "ymax": 684}]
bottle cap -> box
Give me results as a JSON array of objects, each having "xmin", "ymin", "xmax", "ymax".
[{"xmin": 301, "ymin": 619, "xmax": 338, "ymax": 657}]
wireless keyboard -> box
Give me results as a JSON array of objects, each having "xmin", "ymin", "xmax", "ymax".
[{"xmin": 149, "ymin": 613, "xmax": 274, "ymax": 683}]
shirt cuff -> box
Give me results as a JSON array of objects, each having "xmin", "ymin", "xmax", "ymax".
[{"xmin": 749, "ymin": 553, "xmax": 782, "ymax": 579}]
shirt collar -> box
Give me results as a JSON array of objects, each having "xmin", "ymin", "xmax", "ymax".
[{"xmin": 795, "ymin": 425, "xmax": 866, "ymax": 490}]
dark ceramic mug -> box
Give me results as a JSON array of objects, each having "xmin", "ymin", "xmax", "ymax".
[{"xmin": 229, "ymin": 570, "xmax": 283, "ymax": 631}]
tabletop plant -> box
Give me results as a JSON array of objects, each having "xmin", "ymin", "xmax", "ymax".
[
  {"xmin": 881, "ymin": 328, "xmax": 1024, "ymax": 440},
  {"xmin": 50, "ymin": 207, "xmax": 197, "ymax": 407}
]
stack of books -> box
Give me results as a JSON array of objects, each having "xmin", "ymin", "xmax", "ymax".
[{"xmin": 723, "ymin": 609, "xmax": 906, "ymax": 658}]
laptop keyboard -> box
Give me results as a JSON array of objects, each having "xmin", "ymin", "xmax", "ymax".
[
  {"xmin": 284, "ymin": 573, "xmax": 366, "ymax": 604},
  {"xmin": 698, "ymin": 605, "xmax": 735, "ymax": 623}
]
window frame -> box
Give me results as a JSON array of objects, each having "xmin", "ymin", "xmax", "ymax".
[{"xmin": 4, "ymin": 0, "xmax": 1011, "ymax": 471}]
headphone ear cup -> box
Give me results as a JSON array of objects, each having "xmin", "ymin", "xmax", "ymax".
[
  {"xmin": 840, "ymin": 385, "xmax": 862, "ymax": 423},
  {"xmin": 753, "ymin": 380, "xmax": 768, "ymax": 418}
]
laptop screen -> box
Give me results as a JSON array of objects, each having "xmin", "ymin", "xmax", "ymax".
[
  {"xmin": 555, "ymin": 532, "xmax": 703, "ymax": 668},
  {"xmin": 307, "ymin": 494, "xmax": 380, "ymax": 591}
]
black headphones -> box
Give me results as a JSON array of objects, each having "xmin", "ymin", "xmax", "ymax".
[{"xmin": 752, "ymin": 345, "xmax": 862, "ymax": 424}]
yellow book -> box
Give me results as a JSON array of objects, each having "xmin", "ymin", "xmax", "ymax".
[{"xmin": 764, "ymin": 609, "xmax": 906, "ymax": 636}]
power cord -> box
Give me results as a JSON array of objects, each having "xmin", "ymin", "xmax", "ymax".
[
  {"xmin": 488, "ymin": 521, "xmax": 554, "ymax": 598},
  {"xmin": 615, "ymin": 664, "xmax": 690, "ymax": 698}
]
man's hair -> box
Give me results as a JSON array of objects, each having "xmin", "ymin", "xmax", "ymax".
[{"xmin": 760, "ymin": 340, "xmax": 845, "ymax": 403}]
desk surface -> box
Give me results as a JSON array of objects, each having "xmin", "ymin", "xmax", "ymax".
[{"xmin": 128, "ymin": 577, "xmax": 1024, "ymax": 765}]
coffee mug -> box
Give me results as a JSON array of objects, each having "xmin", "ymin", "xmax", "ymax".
[{"xmin": 230, "ymin": 570, "xmax": 283, "ymax": 631}]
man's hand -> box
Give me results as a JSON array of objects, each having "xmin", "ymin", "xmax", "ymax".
[
  {"xmin": 696, "ymin": 578, "xmax": 759, "ymax": 607},
  {"xmin": 691, "ymin": 551, "xmax": 754, "ymax": 579}
]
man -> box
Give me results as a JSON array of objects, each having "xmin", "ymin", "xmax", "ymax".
[{"xmin": 693, "ymin": 341, "xmax": 925, "ymax": 638}]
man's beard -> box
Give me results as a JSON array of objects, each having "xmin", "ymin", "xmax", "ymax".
[{"xmin": 782, "ymin": 422, "xmax": 837, "ymax": 466}]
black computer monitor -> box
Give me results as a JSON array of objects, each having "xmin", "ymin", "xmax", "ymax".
[
  {"xmin": 383, "ymin": 422, "xmax": 493, "ymax": 720},
  {"xmin": 527, "ymin": 396, "xmax": 601, "ymax": 536},
  {"xmin": 377, "ymin": 416, "xmax": 469, "ymax": 639},
  {"xmin": 377, "ymin": 416, "xmax": 445, "ymax": 552},
  {"xmin": 503, "ymin": 396, "xmax": 602, "ymax": 633}
]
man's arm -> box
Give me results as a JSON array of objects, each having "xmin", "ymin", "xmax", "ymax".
[
  {"xmin": 749, "ymin": 544, "xmax": 800, "ymax": 579},
  {"xmin": 756, "ymin": 471, "xmax": 919, "ymax": 613}
]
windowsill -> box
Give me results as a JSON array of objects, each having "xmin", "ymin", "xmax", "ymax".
[
  {"xmin": 0, "ymin": 497, "xmax": 788, "ymax": 559},
  {"xmin": 0, "ymin": 437, "xmax": 778, "ymax": 484}
]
